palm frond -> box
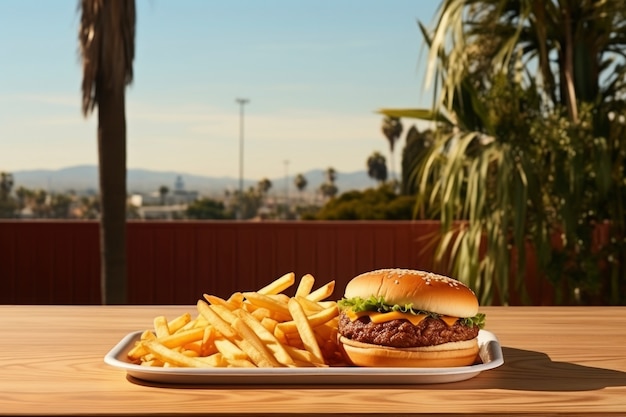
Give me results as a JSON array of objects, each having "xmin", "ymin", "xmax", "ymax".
[
  {"xmin": 376, "ymin": 108, "xmax": 454, "ymax": 126},
  {"xmin": 79, "ymin": 0, "xmax": 135, "ymax": 116}
]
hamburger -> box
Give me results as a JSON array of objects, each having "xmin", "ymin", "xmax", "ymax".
[{"xmin": 337, "ymin": 268, "xmax": 485, "ymax": 367}]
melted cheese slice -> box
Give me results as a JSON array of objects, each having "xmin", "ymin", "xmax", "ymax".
[{"xmin": 345, "ymin": 310, "xmax": 459, "ymax": 326}]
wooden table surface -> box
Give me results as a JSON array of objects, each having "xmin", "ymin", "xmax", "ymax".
[{"xmin": 2, "ymin": 305, "xmax": 625, "ymax": 416}]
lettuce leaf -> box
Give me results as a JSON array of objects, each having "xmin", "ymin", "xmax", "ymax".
[{"xmin": 338, "ymin": 296, "xmax": 486, "ymax": 329}]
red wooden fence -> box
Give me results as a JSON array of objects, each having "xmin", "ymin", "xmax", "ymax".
[{"xmin": 0, "ymin": 220, "xmax": 554, "ymax": 305}]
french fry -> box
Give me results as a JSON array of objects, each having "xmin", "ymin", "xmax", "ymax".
[
  {"xmin": 210, "ymin": 304, "xmax": 238, "ymax": 325},
  {"xmin": 226, "ymin": 358, "xmax": 256, "ymax": 368},
  {"xmin": 200, "ymin": 326, "xmax": 217, "ymax": 356},
  {"xmin": 295, "ymin": 273, "xmax": 315, "ymax": 298},
  {"xmin": 242, "ymin": 292, "xmax": 291, "ymax": 318},
  {"xmin": 128, "ymin": 344, "xmax": 148, "ymax": 361},
  {"xmin": 244, "ymin": 302, "xmax": 291, "ymax": 322},
  {"xmin": 140, "ymin": 358, "xmax": 164, "ymax": 367},
  {"xmin": 158, "ymin": 327, "xmax": 205, "ymax": 349},
  {"xmin": 129, "ymin": 272, "xmax": 340, "ymax": 369},
  {"xmin": 273, "ymin": 324, "xmax": 288, "ymax": 344},
  {"xmin": 316, "ymin": 300, "xmax": 337, "ymax": 310},
  {"xmin": 204, "ymin": 293, "xmax": 246, "ymax": 311},
  {"xmin": 167, "ymin": 312, "xmax": 192, "ymax": 333},
  {"xmin": 227, "ymin": 292, "xmax": 245, "ymax": 306},
  {"xmin": 287, "ymin": 298, "xmax": 325, "ymax": 365},
  {"xmin": 257, "ymin": 272, "xmax": 295, "ymax": 295},
  {"xmin": 276, "ymin": 304, "xmax": 339, "ymax": 334},
  {"xmin": 250, "ymin": 307, "xmax": 272, "ymax": 321},
  {"xmin": 261, "ymin": 316, "xmax": 279, "ymax": 333},
  {"xmin": 235, "ymin": 308, "xmax": 295, "ymax": 366},
  {"xmin": 285, "ymin": 333, "xmax": 304, "ymax": 350},
  {"xmin": 306, "ymin": 280, "xmax": 336, "ymax": 302},
  {"xmin": 213, "ymin": 337, "xmax": 248, "ymax": 360},
  {"xmin": 153, "ymin": 315, "xmax": 170, "ymax": 338},
  {"xmin": 203, "ymin": 294, "xmax": 236, "ymax": 309},
  {"xmin": 203, "ymin": 304, "xmax": 277, "ymax": 367},
  {"xmin": 128, "ymin": 330, "xmax": 156, "ymax": 360},
  {"xmin": 140, "ymin": 330, "xmax": 156, "ymax": 341},
  {"xmin": 143, "ymin": 340, "xmax": 209, "ymax": 368},
  {"xmin": 182, "ymin": 345, "xmax": 201, "ymax": 356},
  {"xmin": 283, "ymin": 345, "xmax": 326, "ymax": 367},
  {"xmin": 231, "ymin": 318, "xmax": 281, "ymax": 367},
  {"xmin": 295, "ymin": 295, "xmax": 325, "ymax": 313},
  {"xmin": 196, "ymin": 352, "xmax": 228, "ymax": 367},
  {"xmin": 313, "ymin": 319, "xmax": 339, "ymax": 341},
  {"xmin": 196, "ymin": 300, "xmax": 238, "ymax": 339}
]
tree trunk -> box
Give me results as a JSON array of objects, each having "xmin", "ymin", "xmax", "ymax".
[
  {"xmin": 562, "ymin": 5, "xmax": 578, "ymax": 123},
  {"xmin": 98, "ymin": 84, "xmax": 127, "ymax": 305}
]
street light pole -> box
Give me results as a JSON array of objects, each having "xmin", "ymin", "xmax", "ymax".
[
  {"xmin": 284, "ymin": 159, "xmax": 289, "ymax": 215},
  {"xmin": 235, "ymin": 98, "xmax": 249, "ymax": 198}
]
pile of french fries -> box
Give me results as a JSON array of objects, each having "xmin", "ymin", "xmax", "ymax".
[{"xmin": 128, "ymin": 272, "xmax": 345, "ymax": 368}]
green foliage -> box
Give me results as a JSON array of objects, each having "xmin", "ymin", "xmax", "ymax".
[
  {"xmin": 530, "ymin": 105, "xmax": 623, "ymax": 304},
  {"xmin": 257, "ymin": 178, "xmax": 272, "ymax": 195},
  {"xmin": 380, "ymin": 0, "xmax": 626, "ymax": 305},
  {"xmin": 366, "ymin": 151, "xmax": 388, "ymax": 184},
  {"xmin": 0, "ymin": 198, "xmax": 17, "ymax": 218},
  {"xmin": 314, "ymin": 185, "xmax": 418, "ymax": 220},
  {"xmin": 338, "ymin": 295, "xmax": 485, "ymax": 328},
  {"xmin": 0, "ymin": 172, "xmax": 17, "ymax": 218},
  {"xmin": 48, "ymin": 194, "xmax": 73, "ymax": 218},
  {"xmin": 294, "ymin": 173, "xmax": 308, "ymax": 192},
  {"xmin": 319, "ymin": 182, "xmax": 339, "ymax": 199},
  {"xmin": 187, "ymin": 198, "xmax": 233, "ymax": 220},
  {"xmin": 318, "ymin": 167, "xmax": 339, "ymax": 200},
  {"xmin": 234, "ymin": 187, "xmax": 265, "ymax": 220},
  {"xmin": 295, "ymin": 204, "xmax": 323, "ymax": 220},
  {"xmin": 400, "ymin": 126, "xmax": 439, "ymax": 221},
  {"xmin": 381, "ymin": 116, "xmax": 403, "ymax": 152}
]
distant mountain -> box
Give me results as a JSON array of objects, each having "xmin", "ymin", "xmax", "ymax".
[{"xmin": 11, "ymin": 165, "xmax": 377, "ymax": 196}]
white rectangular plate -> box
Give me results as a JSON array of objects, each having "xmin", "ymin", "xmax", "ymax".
[{"xmin": 104, "ymin": 329, "xmax": 503, "ymax": 385}]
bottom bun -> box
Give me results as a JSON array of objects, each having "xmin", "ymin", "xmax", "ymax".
[{"xmin": 338, "ymin": 336, "xmax": 480, "ymax": 368}]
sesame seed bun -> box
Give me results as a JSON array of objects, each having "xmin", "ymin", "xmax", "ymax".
[{"xmin": 343, "ymin": 268, "xmax": 479, "ymax": 318}]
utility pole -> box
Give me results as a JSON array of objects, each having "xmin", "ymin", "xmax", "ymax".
[
  {"xmin": 284, "ymin": 159, "xmax": 289, "ymax": 216},
  {"xmin": 235, "ymin": 98, "xmax": 249, "ymax": 196},
  {"xmin": 235, "ymin": 98, "xmax": 249, "ymax": 219}
]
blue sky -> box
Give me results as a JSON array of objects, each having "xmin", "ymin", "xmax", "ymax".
[{"xmin": 0, "ymin": 0, "xmax": 439, "ymax": 182}]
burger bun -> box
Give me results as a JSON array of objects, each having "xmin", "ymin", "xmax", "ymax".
[
  {"xmin": 339, "ymin": 336, "xmax": 480, "ymax": 368},
  {"xmin": 344, "ymin": 268, "xmax": 479, "ymax": 318}
]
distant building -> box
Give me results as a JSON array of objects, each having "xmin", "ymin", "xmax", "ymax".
[
  {"xmin": 174, "ymin": 175, "xmax": 184, "ymax": 192},
  {"xmin": 170, "ymin": 175, "xmax": 198, "ymax": 205},
  {"xmin": 129, "ymin": 175, "xmax": 199, "ymax": 219},
  {"xmin": 136, "ymin": 204, "xmax": 187, "ymax": 220}
]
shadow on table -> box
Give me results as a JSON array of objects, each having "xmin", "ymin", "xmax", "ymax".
[
  {"xmin": 127, "ymin": 346, "xmax": 626, "ymax": 391},
  {"xmin": 432, "ymin": 346, "xmax": 626, "ymax": 391}
]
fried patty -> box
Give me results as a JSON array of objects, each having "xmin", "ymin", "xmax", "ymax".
[{"xmin": 338, "ymin": 312, "xmax": 479, "ymax": 348}]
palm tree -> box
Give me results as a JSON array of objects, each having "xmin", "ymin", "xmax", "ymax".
[
  {"xmin": 319, "ymin": 167, "xmax": 339, "ymax": 200},
  {"xmin": 381, "ymin": 0, "xmax": 626, "ymax": 305},
  {"xmin": 79, "ymin": 0, "xmax": 136, "ymax": 304},
  {"xmin": 0, "ymin": 172, "xmax": 14, "ymax": 200},
  {"xmin": 257, "ymin": 178, "xmax": 272, "ymax": 201},
  {"xmin": 158, "ymin": 185, "xmax": 169, "ymax": 206},
  {"xmin": 400, "ymin": 126, "xmax": 434, "ymax": 197},
  {"xmin": 366, "ymin": 151, "xmax": 388, "ymax": 185},
  {"xmin": 319, "ymin": 182, "xmax": 338, "ymax": 200},
  {"xmin": 32, "ymin": 190, "xmax": 49, "ymax": 218},
  {"xmin": 0, "ymin": 172, "xmax": 16, "ymax": 218},
  {"xmin": 325, "ymin": 167, "xmax": 337, "ymax": 185},
  {"xmin": 381, "ymin": 116, "xmax": 403, "ymax": 180},
  {"xmin": 294, "ymin": 173, "xmax": 308, "ymax": 202}
]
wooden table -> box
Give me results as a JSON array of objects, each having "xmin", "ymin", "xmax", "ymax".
[{"xmin": 2, "ymin": 305, "xmax": 625, "ymax": 416}]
